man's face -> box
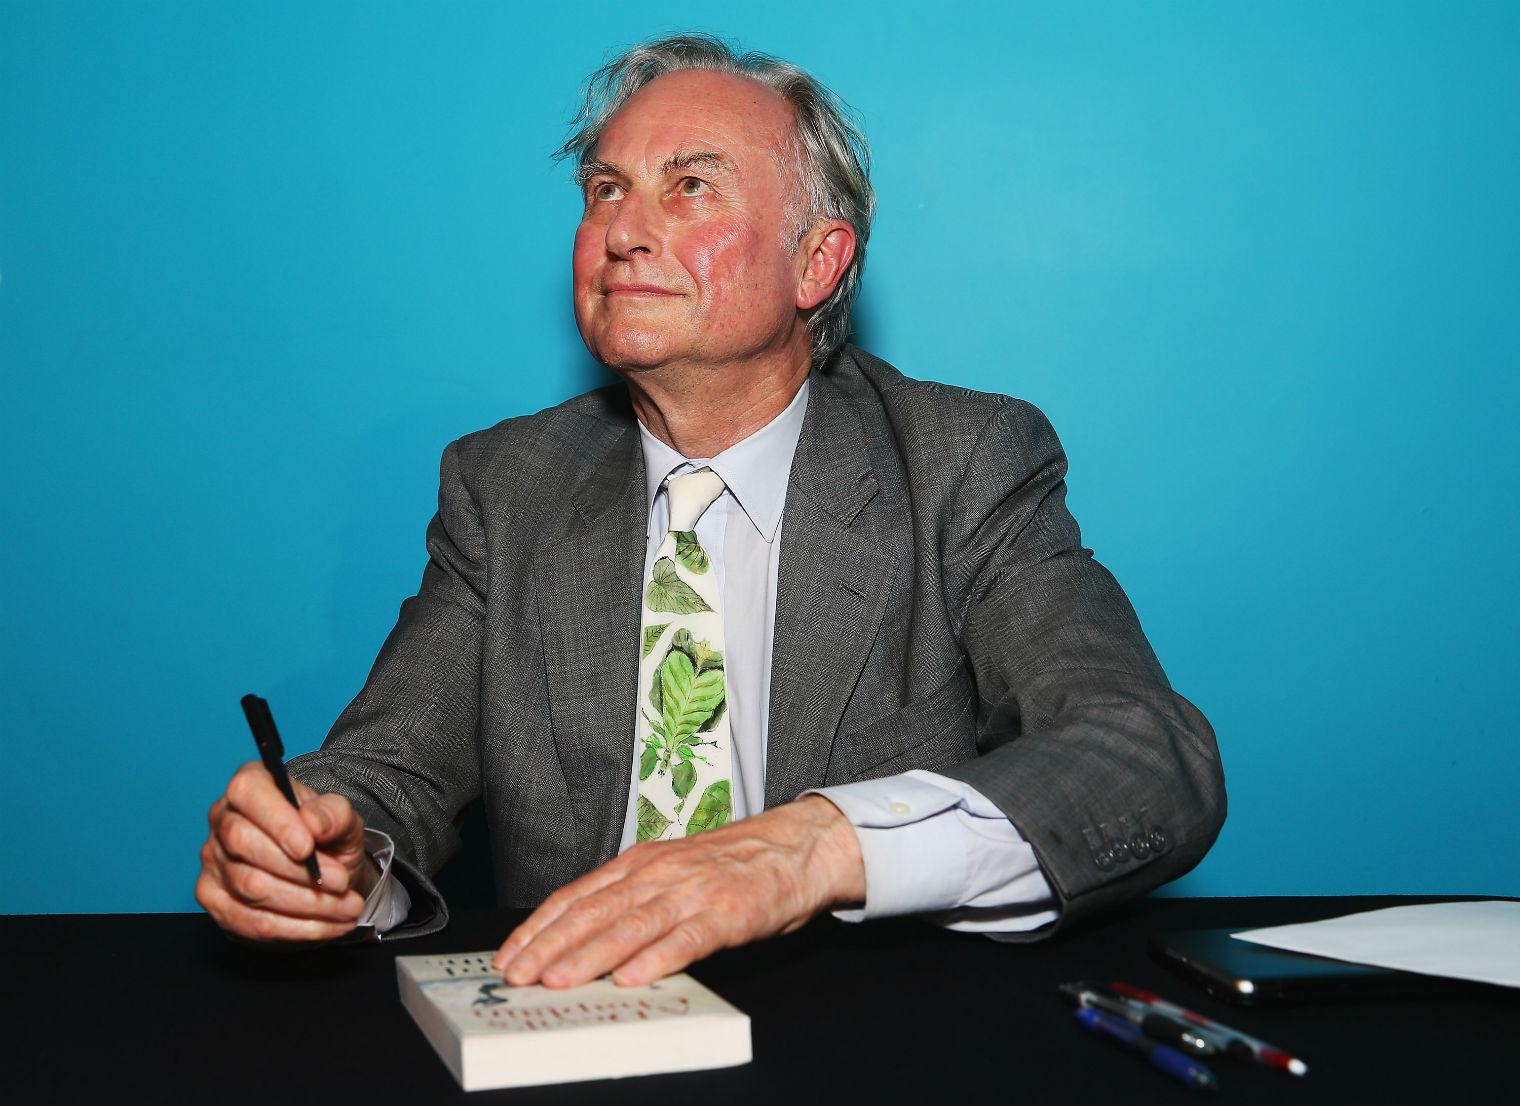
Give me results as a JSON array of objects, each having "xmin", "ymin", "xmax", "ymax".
[{"xmin": 572, "ymin": 70, "xmax": 806, "ymax": 372}]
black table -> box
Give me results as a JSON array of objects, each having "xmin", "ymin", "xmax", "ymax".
[{"xmin": 5, "ymin": 897, "xmax": 1516, "ymax": 1104}]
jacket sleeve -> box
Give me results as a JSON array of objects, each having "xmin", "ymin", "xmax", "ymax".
[
  {"xmin": 934, "ymin": 399, "xmax": 1226, "ymax": 938},
  {"xmin": 288, "ymin": 438, "xmax": 486, "ymax": 939}
]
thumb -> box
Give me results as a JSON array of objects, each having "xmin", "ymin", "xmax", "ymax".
[{"xmin": 302, "ymin": 795, "xmax": 365, "ymax": 854}]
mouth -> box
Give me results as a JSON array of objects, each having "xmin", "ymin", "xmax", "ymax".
[{"xmin": 602, "ymin": 283, "xmax": 680, "ymax": 298}]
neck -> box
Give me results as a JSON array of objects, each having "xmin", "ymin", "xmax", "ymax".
[{"xmin": 622, "ymin": 342, "xmax": 812, "ymax": 458}]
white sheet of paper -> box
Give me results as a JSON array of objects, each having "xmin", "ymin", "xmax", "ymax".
[{"xmin": 1232, "ymin": 900, "xmax": 1520, "ymax": 989}]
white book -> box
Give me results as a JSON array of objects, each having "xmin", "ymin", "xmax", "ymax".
[{"xmin": 395, "ymin": 950, "xmax": 752, "ymax": 1091}]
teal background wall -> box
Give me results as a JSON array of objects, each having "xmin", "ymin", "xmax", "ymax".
[{"xmin": 3, "ymin": 2, "xmax": 1516, "ymax": 913}]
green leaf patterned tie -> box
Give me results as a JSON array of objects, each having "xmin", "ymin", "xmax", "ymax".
[{"xmin": 635, "ymin": 468, "xmax": 731, "ymax": 842}]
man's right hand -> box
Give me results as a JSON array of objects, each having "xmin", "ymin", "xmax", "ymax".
[{"xmin": 196, "ymin": 760, "xmax": 377, "ymax": 942}]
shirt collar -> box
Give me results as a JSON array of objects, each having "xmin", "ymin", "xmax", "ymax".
[{"xmin": 637, "ymin": 374, "xmax": 810, "ymax": 544}]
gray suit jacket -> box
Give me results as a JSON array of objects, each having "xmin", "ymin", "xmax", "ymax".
[{"xmin": 291, "ymin": 346, "xmax": 1226, "ymax": 940}]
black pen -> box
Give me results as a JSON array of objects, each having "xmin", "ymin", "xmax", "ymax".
[
  {"xmin": 1059, "ymin": 981, "xmax": 1219, "ymax": 1055},
  {"xmin": 239, "ymin": 693, "xmax": 323, "ymax": 885}
]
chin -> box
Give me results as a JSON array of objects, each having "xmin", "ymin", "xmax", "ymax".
[{"xmin": 585, "ymin": 326, "xmax": 683, "ymax": 372}]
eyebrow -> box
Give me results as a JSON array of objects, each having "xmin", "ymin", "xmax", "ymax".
[
  {"xmin": 575, "ymin": 149, "xmax": 737, "ymax": 189},
  {"xmin": 575, "ymin": 158, "xmax": 621, "ymax": 189},
  {"xmin": 660, "ymin": 149, "xmax": 735, "ymax": 177}
]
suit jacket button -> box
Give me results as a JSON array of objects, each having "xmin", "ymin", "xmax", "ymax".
[
  {"xmin": 1148, "ymin": 827, "xmax": 1168, "ymax": 853},
  {"xmin": 1129, "ymin": 835, "xmax": 1151, "ymax": 858},
  {"xmin": 1110, "ymin": 839, "xmax": 1130, "ymax": 862},
  {"xmin": 1092, "ymin": 849, "xmax": 1114, "ymax": 870}
]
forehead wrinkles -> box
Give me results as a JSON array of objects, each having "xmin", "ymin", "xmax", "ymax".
[{"xmin": 596, "ymin": 72, "xmax": 795, "ymax": 179}]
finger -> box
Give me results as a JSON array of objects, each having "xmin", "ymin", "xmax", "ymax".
[
  {"xmin": 500, "ymin": 879, "xmax": 664, "ymax": 986},
  {"xmin": 539, "ymin": 895, "xmax": 683, "ymax": 989},
  {"xmin": 313, "ymin": 850, "xmax": 357, "ymax": 893},
  {"xmin": 493, "ymin": 850, "xmax": 649, "ymax": 971},
  {"xmin": 610, "ymin": 913, "xmax": 725, "ymax": 987},
  {"xmin": 215, "ymin": 809, "xmax": 315, "ymax": 882},
  {"xmin": 214, "ymin": 809, "xmax": 357, "ymax": 893},
  {"xmin": 224, "ymin": 760, "xmax": 314, "ymax": 865},
  {"xmin": 211, "ymin": 837, "xmax": 367, "ymax": 922},
  {"xmin": 301, "ymin": 792, "xmax": 365, "ymax": 855},
  {"xmin": 197, "ymin": 872, "xmax": 361, "ymax": 944}
]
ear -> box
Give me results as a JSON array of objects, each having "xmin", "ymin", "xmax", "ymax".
[{"xmin": 794, "ymin": 221, "xmax": 857, "ymax": 311}]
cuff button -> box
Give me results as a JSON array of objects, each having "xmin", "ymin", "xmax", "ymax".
[{"xmin": 888, "ymin": 801, "xmax": 911, "ymax": 817}]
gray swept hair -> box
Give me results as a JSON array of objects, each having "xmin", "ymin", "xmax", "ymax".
[{"xmin": 555, "ymin": 33, "xmax": 875, "ymax": 366}]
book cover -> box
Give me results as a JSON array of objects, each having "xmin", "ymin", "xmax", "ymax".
[{"xmin": 396, "ymin": 950, "xmax": 752, "ymax": 1091}]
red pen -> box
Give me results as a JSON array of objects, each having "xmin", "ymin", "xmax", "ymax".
[{"xmin": 1110, "ymin": 982, "xmax": 1309, "ymax": 1077}]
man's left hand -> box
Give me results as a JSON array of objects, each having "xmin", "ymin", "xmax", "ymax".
[{"xmin": 492, "ymin": 795, "xmax": 864, "ymax": 988}]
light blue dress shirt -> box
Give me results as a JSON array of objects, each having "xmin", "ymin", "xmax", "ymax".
[{"xmin": 361, "ymin": 376, "xmax": 1058, "ymax": 934}]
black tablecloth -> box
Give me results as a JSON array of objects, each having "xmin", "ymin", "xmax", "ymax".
[{"xmin": 5, "ymin": 897, "xmax": 1516, "ymax": 1104}]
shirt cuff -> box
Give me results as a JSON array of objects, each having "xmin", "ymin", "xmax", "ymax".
[
  {"xmin": 356, "ymin": 828, "xmax": 412, "ymax": 934},
  {"xmin": 807, "ymin": 773, "xmax": 971, "ymax": 919},
  {"xmin": 805, "ymin": 770, "xmax": 1059, "ymax": 933}
]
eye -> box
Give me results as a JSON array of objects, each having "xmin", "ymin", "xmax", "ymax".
[
  {"xmin": 677, "ymin": 177, "xmax": 709, "ymax": 197},
  {"xmin": 591, "ymin": 181, "xmax": 624, "ymax": 202}
]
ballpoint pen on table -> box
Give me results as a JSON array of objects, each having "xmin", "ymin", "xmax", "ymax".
[
  {"xmin": 1111, "ymin": 981, "xmax": 1309, "ymax": 1076},
  {"xmin": 1074, "ymin": 1007, "xmax": 1218, "ymax": 1092},
  {"xmin": 1058, "ymin": 981, "xmax": 1219, "ymax": 1055}
]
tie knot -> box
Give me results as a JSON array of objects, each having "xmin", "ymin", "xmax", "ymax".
[{"xmin": 666, "ymin": 468, "xmax": 726, "ymax": 532}]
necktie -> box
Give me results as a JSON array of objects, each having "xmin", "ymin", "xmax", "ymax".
[{"xmin": 634, "ymin": 468, "xmax": 731, "ymax": 843}]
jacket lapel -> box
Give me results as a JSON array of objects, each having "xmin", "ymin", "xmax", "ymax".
[
  {"xmin": 537, "ymin": 369, "xmax": 900, "ymax": 852},
  {"xmin": 536, "ymin": 404, "xmax": 647, "ymax": 868},
  {"xmin": 765, "ymin": 368, "xmax": 898, "ymax": 807}
]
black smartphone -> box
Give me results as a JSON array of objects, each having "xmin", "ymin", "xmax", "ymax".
[{"xmin": 1148, "ymin": 928, "xmax": 1464, "ymax": 1005}]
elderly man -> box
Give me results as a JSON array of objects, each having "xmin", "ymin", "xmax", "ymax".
[{"xmin": 196, "ymin": 35, "xmax": 1225, "ymax": 987}]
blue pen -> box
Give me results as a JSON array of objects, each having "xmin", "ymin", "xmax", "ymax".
[{"xmin": 1076, "ymin": 1007, "xmax": 1218, "ymax": 1092}]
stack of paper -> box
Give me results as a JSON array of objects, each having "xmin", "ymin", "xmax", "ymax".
[{"xmin": 1232, "ymin": 900, "xmax": 1520, "ymax": 989}]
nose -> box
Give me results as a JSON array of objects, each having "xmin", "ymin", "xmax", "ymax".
[{"xmin": 604, "ymin": 189, "xmax": 660, "ymax": 260}]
